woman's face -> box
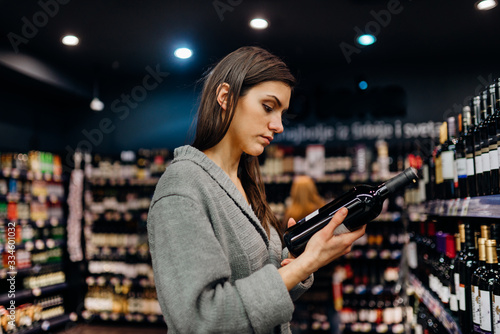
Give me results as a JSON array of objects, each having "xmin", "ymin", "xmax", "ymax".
[{"xmin": 225, "ymin": 81, "xmax": 291, "ymax": 156}]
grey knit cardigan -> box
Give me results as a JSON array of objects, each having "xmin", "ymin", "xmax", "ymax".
[{"xmin": 147, "ymin": 145, "xmax": 313, "ymax": 334}]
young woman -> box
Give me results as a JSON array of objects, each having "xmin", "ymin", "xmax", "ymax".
[{"xmin": 147, "ymin": 46, "xmax": 366, "ymax": 333}]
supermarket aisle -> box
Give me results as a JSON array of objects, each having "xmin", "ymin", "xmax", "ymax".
[{"xmin": 60, "ymin": 324, "xmax": 168, "ymax": 334}]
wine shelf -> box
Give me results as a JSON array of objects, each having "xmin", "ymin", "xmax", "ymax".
[
  {"xmin": 0, "ymin": 283, "xmax": 68, "ymax": 305},
  {"xmin": 408, "ymin": 274, "xmax": 461, "ymax": 334},
  {"xmin": 409, "ymin": 195, "xmax": 500, "ymax": 219}
]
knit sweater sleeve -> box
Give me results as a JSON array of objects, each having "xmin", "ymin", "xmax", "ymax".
[{"xmin": 148, "ymin": 195, "xmax": 294, "ymax": 334}]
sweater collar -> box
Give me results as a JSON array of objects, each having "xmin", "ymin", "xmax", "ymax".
[{"xmin": 172, "ymin": 145, "xmax": 269, "ymax": 246}]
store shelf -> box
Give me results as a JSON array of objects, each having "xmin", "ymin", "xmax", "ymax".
[
  {"xmin": 13, "ymin": 313, "xmax": 78, "ymax": 334},
  {"xmin": 0, "ymin": 263, "xmax": 62, "ymax": 279},
  {"xmin": 408, "ymin": 274, "xmax": 461, "ymax": 334},
  {"xmin": 81, "ymin": 310, "xmax": 165, "ymax": 325},
  {"xmin": 0, "ymin": 283, "xmax": 68, "ymax": 305},
  {"xmin": 409, "ymin": 195, "xmax": 500, "ymax": 219}
]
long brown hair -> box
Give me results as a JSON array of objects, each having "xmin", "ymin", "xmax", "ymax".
[
  {"xmin": 192, "ymin": 46, "xmax": 295, "ymax": 238},
  {"xmin": 284, "ymin": 175, "xmax": 325, "ymax": 223}
]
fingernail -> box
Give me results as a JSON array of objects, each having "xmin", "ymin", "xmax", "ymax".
[{"xmin": 340, "ymin": 207, "xmax": 348, "ymax": 215}]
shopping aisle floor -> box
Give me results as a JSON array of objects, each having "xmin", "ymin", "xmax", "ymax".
[{"xmin": 59, "ymin": 324, "xmax": 167, "ymax": 334}]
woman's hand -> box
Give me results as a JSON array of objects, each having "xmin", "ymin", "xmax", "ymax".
[
  {"xmin": 281, "ymin": 218, "xmax": 297, "ymax": 267},
  {"xmin": 278, "ymin": 207, "xmax": 366, "ymax": 290},
  {"xmin": 300, "ymin": 207, "xmax": 365, "ymax": 273}
]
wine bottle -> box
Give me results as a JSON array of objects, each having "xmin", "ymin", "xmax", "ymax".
[
  {"xmin": 473, "ymin": 96, "xmax": 485, "ymax": 196},
  {"xmin": 471, "ymin": 237, "xmax": 487, "ymax": 333},
  {"xmin": 442, "ymin": 117, "xmax": 458, "ymax": 199},
  {"xmin": 449, "ymin": 232, "xmax": 461, "ymax": 317},
  {"xmin": 488, "ymin": 82, "xmax": 500, "ymax": 195},
  {"xmin": 481, "ymin": 90, "xmax": 493, "ymax": 195},
  {"xmin": 457, "ymin": 110, "xmax": 469, "ymax": 198},
  {"xmin": 283, "ymin": 167, "xmax": 418, "ymax": 257},
  {"xmin": 465, "ymin": 104, "xmax": 478, "ymax": 197},
  {"xmin": 479, "ymin": 239, "xmax": 499, "ymax": 334},
  {"xmin": 458, "ymin": 223, "xmax": 477, "ymax": 334},
  {"xmin": 434, "ymin": 122, "xmax": 447, "ymax": 199}
]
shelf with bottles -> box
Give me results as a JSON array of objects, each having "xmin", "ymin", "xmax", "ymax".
[
  {"xmin": 0, "ymin": 298, "xmax": 78, "ymax": 334},
  {"xmin": 82, "ymin": 274, "xmax": 163, "ymax": 325},
  {"xmin": 82, "ymin": 150, "xmax": 166, "ymax": 327},
  {"xmin": 332, "ymin": 220, "xmax": 409, "ymax": 334},
  {"xmin": 408, "ymin": 274, "xmax": 461, "ymax": 334},
  {"xmin": 339, "ymin": 322, "xmax": 407, "ymax": 334},
  {"xmin": 408, "ymin": 195, "xmax": 500, "ymax": 220}
]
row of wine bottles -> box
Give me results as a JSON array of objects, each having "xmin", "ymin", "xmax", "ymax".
[
  {"xmin": 408, "ymin": 219, "xmax": 500, "ymax": 334},
  {"xmin": 420, "ymin": 78, "xmax": 500, "ymax": 200}
]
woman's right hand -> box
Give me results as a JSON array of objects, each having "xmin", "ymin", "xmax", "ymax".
[
  {"xmin": 278, "ymin": 207, "xmax": 366, "ymax": 290},
  {"xmin": 298, "ymin": 207, "xmax": 366, "ymax": 274}
]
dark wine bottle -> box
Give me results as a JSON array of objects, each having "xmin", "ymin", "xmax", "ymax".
[
  {"xmin": 283, "ymin": 167, "xmax": 418, "ymax": 257},
  {"xmin": 488, "ymin": 83, "xmax": 500, "ymax": 195},
  {"xmin": 471, "ymin": 237, "xmax": 487, "ymax": 333},
  {"xmin": 457, "ymin": 110, "xmax": 469, "ymax": 198},
  {"xmin": 480, "ymin": 90, "xmax": 492, "ymax": 195},
  {"xmin": 479, "ymin": 239, "xmax": 499, "ymax": 334},
  {"xmin": 458, "ymin": 223, "xmax": 477, "ymax": 334},
  {"xmin": 449, "ymin": 232, "xmax": 461, "ymax": 317},
  {"xmin": 465, "ymin": 103, "xmax": 478, "ymax": 197},
  {"xmin": 473, "ymin": 96, "xmax": 485, "ymax": 196},
  {"xmin": 442, "ymin": 117, "xmax": 458, "ymax": 199}
]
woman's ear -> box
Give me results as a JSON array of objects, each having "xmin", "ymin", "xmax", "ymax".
[{"xmin": 216, "ymin": 83, "xmax": 230, "ymax": 111}]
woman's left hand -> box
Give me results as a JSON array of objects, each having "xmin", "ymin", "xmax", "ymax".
[{"xmin": 281, "ymin": 218, "xmax": 296, "ymax": 267}]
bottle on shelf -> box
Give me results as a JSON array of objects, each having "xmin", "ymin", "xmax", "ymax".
[
  {"xmin": 449, "ymin": 232, "xmax": 461, "ymax": 318},
  {"xmin": 465, "ymin": 103, "xmax": 478, "ymax": 198},
  {"xmin": 433, "ymin": 122, "xmax": 446, "ymax": 199},
  {"xmin": 456, "ymin": 110, "xmax": 469, "ymax": 198},
  {"xmin": 488, "ymin": 82, "xmax": 500, "ymax": 195},
  {"xmin": 478, "ymin": 239, "xmax": 499, "ymax": 334},
  {"xmin": 480, "ymin": 91, "xmax": 492, "ymax": 196},
  {"xmin": 473, "ymin": 96, "xmax": 485, "ymax": 196},
  {"xmin": 283, "ymin": 167, "xmax": 418, "ymax": 256},
  {"xmin": 441, "ymin": 117, "xmax": 458, "ymax": 199},
  {"xmin": 458, "ymin": 223, "xmax": 477, "ymax": 334},
  {"xmin": 471, "ymin": 237, "xmax": 487, "ymax": 333}
]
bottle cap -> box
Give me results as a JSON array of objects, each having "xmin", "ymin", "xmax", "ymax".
[
  {"xmin": 481, "ymin": 225, "xmax": 490, "ymax": 239},
  {"xmin": 478, "ymin": 238, "xmax": 486, "ymax": 262},
  {"xmin": 384, "ymin": 167, "xmax": 418, "ymax": 194},
  {"xmin": 486, "ymin": 239, "xmax": 498, "ymax": 264}
]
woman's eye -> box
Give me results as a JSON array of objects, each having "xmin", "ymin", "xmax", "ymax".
[{"xmin": 263, "ymin": 104, "xmax": 273, "ymax": 112}]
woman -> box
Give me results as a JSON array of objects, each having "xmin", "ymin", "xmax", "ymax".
[
  {"xmin": 147, "ymin": 46, "xmax": 366, "ymax": 334},
  {"xmin": 284, "ymin": 175, "xmax": 326, "ymax": 224}
]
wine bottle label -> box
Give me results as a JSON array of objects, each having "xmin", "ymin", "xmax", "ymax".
[
  {"xmin": 441, "ymin": 151, "xmax": 455, "ymax": 180},
  {"xmin": 457, "ymin": 158, "xmax": 467, "ymax": 178},
  {"xmin": 483, "ymin": 152, "xmax": 491, "ymax": 172},
  {"xmin": 472, "ymin": 285, "xmax": 481, "ymax": 325},
  {"xmin": 459, "ymin": 284, "xmax": 466, "ymax": 311},
  {"xmin": 305, "ymin": 209, "xmax": 319, "ymax": 221},
  {"xmin": 493, "ymin": 294, "xmax": 500, "ymax": 333},
  {"xmin": 490, "ymin": 148, "xmax": 499, "ymax": 170},
  {"xmin": 467, "ymin": 158, "xmax": 475, "ymax": 176},
  {"xmin": 435, "ymin": 157, "xmax": 443, "ymax": 184},
  {"xmin": 407, "ymin": 242, "xmax": 418, "ymax": 269},
  {"xmin": 441, "ymin": 284, "xmax": 450, "ymax": 304},
  {"xmin": 333, "ymin": 223, "xmax": 351, "ymax": 236},
  {"xmin": 450, "ymin": 293, "xmax": 458, "ymax": 312},
  {"xmin": 480, "ymin": 289, "xmax": 492, "ymax": 332},
  {"xmin": 476, "ymin": 155, "xmax": 484, "ymax": 174},
  {"xmin": 454, "ymin": 273, "xmax": 460, "ymax": 298}
]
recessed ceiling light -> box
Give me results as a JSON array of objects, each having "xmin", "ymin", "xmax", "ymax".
[
  {"xmin": 250, "ymin": 18, "xmax": 269, "ymax": 30},
  {"xmin": 174, "ymin": 47, "xmax": 193, "ymax": 59},
  {"xmin": 62, "ymin": 35, "xmax": 79, "ymax": 46},
  {"xmin": 357, "ymin": 34, "xmax": 376, "ymax": 46},
  {"xmin": 358, "ymin": 81, "xmax": 368, "ymax": 90},
  {"xmin": 476, "ymin": 0, "xmax": 497, "ymax": 10}
]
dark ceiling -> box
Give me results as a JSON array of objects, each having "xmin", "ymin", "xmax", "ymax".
[{"xmin": 0, "ymin": 0, "xmax": 499, "ymax": 98}]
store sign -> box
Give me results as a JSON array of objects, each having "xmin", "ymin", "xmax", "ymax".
[{"xmin": 276, "ymin": 120, "xmax": 441, "ymax": 145}]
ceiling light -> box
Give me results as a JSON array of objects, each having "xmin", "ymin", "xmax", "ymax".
[
  {"xmin": 90, "ymin": 97, "xmax": 104, "ymax": 111},
  {"xmin": 174, "ymin": 47, "xmax": 193, "ymax": 59},
  {"xmin": 358, "ymin": 81, "xmax": 368, "ymax": 90},
  {"xmin": 357, "ymin": 34, "xmax": 376, "ymax": 46},
  {"xmin": 62, "ymin": 35, "xmax": 79, "ymax": 46},
  {"xmin": 476, "ymin": 0, "xmax": 497, "ymax": 10},
  {"xmin": 250, "ymin": 18, "xmax": 269, "ymax": 30}
]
